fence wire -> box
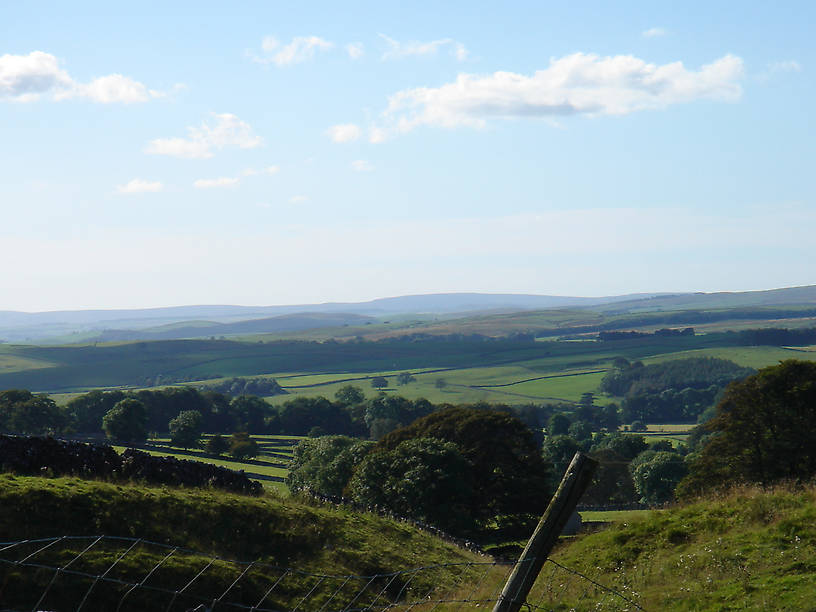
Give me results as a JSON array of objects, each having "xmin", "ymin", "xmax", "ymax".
[{"xmin": 0, "ymin": 536, "xmax": 641, "ymax": 611}]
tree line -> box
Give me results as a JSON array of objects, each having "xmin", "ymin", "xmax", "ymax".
[{"xmin": 600, "ymin": 356, "xmax": 755, "ymax": 423}]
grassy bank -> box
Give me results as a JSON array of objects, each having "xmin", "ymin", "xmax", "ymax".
[
  {"xmin": 552, "ymin": 484, "xmax": 816, "ymax": 610},
  {"xmin": 0, "ymin": 474, "xmax": 484, "ymax": 610}
]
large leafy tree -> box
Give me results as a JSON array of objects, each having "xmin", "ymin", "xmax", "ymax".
[
  {"xmin": 347, "ymin": 437, "xmax": 475, "ymax": 533},
  {"xmin": 169, "ymin": 410, "xmax": 203, "ymax": 449},
  {"xmin": 230, "ymin": 395, "xmax": 272, "ymax": 433},
  {"xmin": 64, "ymin": 390, "xmax": 126, "ymax": 433},
  {"xmin": 631, "ymin": 451, "xmax": 688, "ymax": 504},
  {"xmin": 678, "ymin": 360, "xmax": 816, "ymax": 497},
  {"xmin": 0, "ymin": 390, "xmax": 65, "ymax": 435},
  {"xmin": 102, "ymin": 398, "xmax": 148, "ymax": 445},
  {"xmin": 287, "ymin": 435, "xmax": 375, "ymax": 497},
  {"xmin": 378, "ymin": 407, "xmax": 552, "ymax": 527}
]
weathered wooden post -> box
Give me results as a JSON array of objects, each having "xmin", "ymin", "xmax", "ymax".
[{"xmin": 492, "ymin": 451, "xmax": 598, "ymax": 612}]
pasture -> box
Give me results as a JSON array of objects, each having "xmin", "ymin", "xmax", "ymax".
[
  {"xmin": 0, "ymin": 328, "xmax": 813, "ymax": 410},
  {"xmin": 113, "ymin": 434, "xmax": 306, "ymax": 492}
]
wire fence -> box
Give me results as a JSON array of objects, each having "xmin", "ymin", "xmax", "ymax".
[{"xmin": 0, "ymin": 535, "xmax": 642, "ymax": 612}]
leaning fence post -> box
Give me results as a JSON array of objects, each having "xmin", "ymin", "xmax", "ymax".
[{"xmin": 492, "ymin": 451, "xmax": 598, "ymax": 612}]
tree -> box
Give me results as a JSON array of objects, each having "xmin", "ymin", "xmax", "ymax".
[
  {"xmin": 287, "ymin": 435, "xmax": 375, "ymax": 496},
  {"xmin": 583, "ymin": 448, "xmax": 637, "ymax": 505},
  {"xmin": 599, "ymin": 403, "xmax": 620, "ymax": 431},
  {"xmin": 229, "ymin": 432, "xmax": 259, "ymax": 459},
  {"xmin": 591, "ymin": 433, "xmax": 648, "ymax": 460},
  {"xmin": 396, "ymin": 372, "xmax": 416, "ymax": 385},
  {"xmin": 434, "ymin": 378, "xmax": 447, "ymax": 390},
  {"xmin": 612, "ymin": 356, "xmax": 630, "ymax": 369},
  {"xmin": 542, "ymin": 435, "xmax": 582, "ymax": 485},
  {"xmin": 378, "ymin": 407, "xmax": 551, "ymax": 529},
  {"xmin": 334, "ymin": 385, "xmax": 365, "ymax": 405},
  {"xmin": 102, "ymin": 399, "xmax": 148, "ymax": 445},
  {"xmin": 347, "ymin": 438, "xmax": 475, "ymax": 533},
  {"xmin": 679, "ymin": 360, "xmax": 816, "ymax": 497},
  {"xmin": 629, "ymin": 419, "xmax": 647, "ymax": 432},
  {"xmin": 370, "ymin": 376, "xmax": 388, "ymax": 389},
  {"xmin": 631, "ymin": 451, "xmax": 688, "ymax": 504},
  {"xmin": 277, "ymin": 396, "xmax": 357, "ymax": 436},
  {"xmin": 230, "ymin": 395, "xmax": 271, "ymax": 433},
  {"xmin": 0, "ymin": 390, "xmax": 65, "ymax": 435},
  {"xmin": 568, "ymin": 420, "xmax": 593, "ymax": 442},
  {"xmin": 64, "ymin": 390, "xmax": 126, "ymax": 433},
  {"xmin": 547, "ymin": 413, "xmax": 570, "ymax": 436},
  {"xmin": 169, "ymin": 410, "xmax": 203, "ymax": 449},
  {"xmin": 205, "ymin": 434, "xmax": 230, "ymax": 456}
]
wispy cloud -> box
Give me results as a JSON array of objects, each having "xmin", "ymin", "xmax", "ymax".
[
  {"xmin": 351, "ymin": 159, "xmax": 374, "ymax": 172},
  {"xmin": 145, "ymin": 113, "xmax": 262, "ymax": 159},
  {"xmin": 379, "ymin": 34, "xmax": 468, "ymax": 61},
  {"xmin": 0, "ymin": 51, "xmax": 167, "ymax": 103},
  {"xmin": 327, "ymin": 123, "xmax": 362, "ymax": 143},
  {"xmin": 290, "ymin": 195, "xmax": 309, "ymax": 204},
  {"xmin": 346, "ymin": 43, "xmax": 364, "ymax": 60},
  {"xmin": 642, "ymin": 27, "xmax": 667, "ymax": 39},
  {"xmin": 368, "ymin": 52, "xmax": 744, "ymax": 140},
  {"xmin": 252, "ymin": 35, "xmax": 333, "ymax": 66},
  {"xmin": 756, "ymin": 59, "xmax": 802, "ymax": 82},
  {"xmin": 243, "ymin": 165, "xmax": 280, "ymax": 176},
  {"xmin": 193, "ymin": 177, "xmax": 240, "ymax": 189},
  {"xmin": 116, "ymin": 179, "xmax": 163, "ymax": 194},
  {"xmin": 765, "ymin": 60, "xmax": 802, "ymax": 75}
]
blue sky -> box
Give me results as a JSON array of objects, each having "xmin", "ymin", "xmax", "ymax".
[{"xmin": 2, "ymin": 1, "xmax": 813, "ymax": 311}]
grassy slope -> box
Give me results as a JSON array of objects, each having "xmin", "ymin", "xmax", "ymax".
[
  {"xmin": 0, "ymin": 474, "xmax": 479, "ymax": 569},
  {"xmin": 0, "ymin": 474, "xmax": 484, "ymax": 610},
  {"xmin": 552, "ymin": 485, "xmax": 816, "ymax": 610}
]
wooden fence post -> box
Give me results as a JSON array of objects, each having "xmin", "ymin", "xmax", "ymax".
[{"xmin": 492, "ymin": 451, "xmax": 598, "ymax": 612}]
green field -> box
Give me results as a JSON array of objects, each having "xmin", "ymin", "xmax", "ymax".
[
  {"xmin": 114, "ymin": 434, "xmax": 306, "ymax": 492},
  {"xmin": 640, "ymin": 345, "xmax": 816, "ymax": 369},
  {"xmin": 115, "ymin": 446, "xmax": 289, "ymax": 478},
  {"xmin": 0, "ymin": 324, "xmax": 814, "ymax": 410}
]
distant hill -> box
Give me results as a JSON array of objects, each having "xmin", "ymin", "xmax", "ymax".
[
  {"xmin": 91, "ymin": 313, "xmax": 377, "ymax": 342},
  {"xmin": 589, "ymin": 285, "xmax": 816, "ymax": 314},
  {"xmin": 0, "ymin": 292, "xmax": 670, "ymax": 342},
  {"xmin": 2, "ymin": 286, "xmax": 815, "ymax": 343}
]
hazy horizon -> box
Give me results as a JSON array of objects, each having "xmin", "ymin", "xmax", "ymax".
[{"xmin": 3, "ymin": 2, "xmax": 813, "ymax": 311}]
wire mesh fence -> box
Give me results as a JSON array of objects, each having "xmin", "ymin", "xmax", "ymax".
[{"xmin": 0, "ymin": 535, "xmax": 642, "ymax": 611}]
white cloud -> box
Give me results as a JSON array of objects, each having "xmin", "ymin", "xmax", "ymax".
[
  {"xmin": 116, "ymin": 179, "xmax": 163, "ymax": 194},
  {"xmin": 145, "ymin": 113, "xmax": 263, "ymax": 159},
  {"xmin": 379, "ymin": 34, "xmax": 468, "ymax": 61},
  {"xmin": 242, "ymin": 165, "xmax": 280, "ymax": 176},
  {"xmin": 0, "ymin": 51, "xmax": 72, "ymax": 101},
  {"xmin": 346, "ymin": 43, "xmax": 364, "ymax": 60},
  {"xmin": 368, "ymin": 127, "xmax": 388, "ymax": 144},
  {"xmin": 290, "ymin": 195, "xmax": 309, "ymax": 204},
  {"xmin": 193, "ymin": 177, "xmax": 240, "ymax": 189},
  {"xmin": 57, "ymin": 74, "xmax": 158, "ymax": 103},
  {"xmin": 327, "ymin": 123, "xmax": 362, "ymax": 143},
  {"xmin": 642, "ymin": 27, "xmax": 667, "ymax": 38},
  {"xmin": 0, "ymin": 51, "xmax": 162, "ymax": 103},
  {"xmin": 351, "ymin": 159, "xmax": 374, "ymax": 172},
  {"xmin": 253, "ymin": 35, "xmax": 333, "ymax": 66},
  {"xmin": 370, "ymin": 52, "xmax": 744, "ymax": 139}
]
